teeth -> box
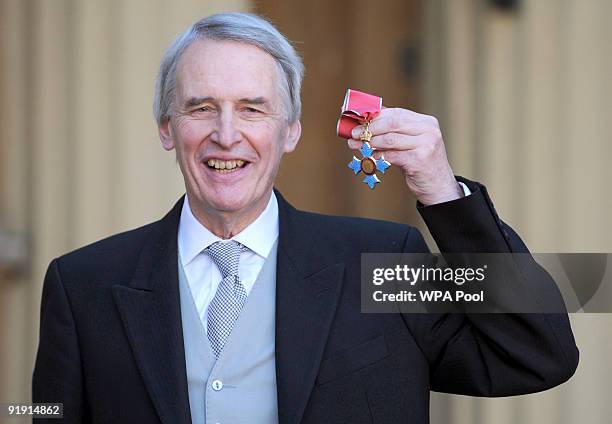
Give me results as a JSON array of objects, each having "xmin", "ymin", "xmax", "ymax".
[{"xmin": 206, "ymin": 159, "xmax": 246, "ymax": 171}]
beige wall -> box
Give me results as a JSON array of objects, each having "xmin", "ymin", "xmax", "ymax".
[
  {"xmin": 424, "ymin": 1, "xmax": 612, "ymax": 423},
  {"xmin": 0, "ymin": 0, "xmax": 249, "ymax": 407}
]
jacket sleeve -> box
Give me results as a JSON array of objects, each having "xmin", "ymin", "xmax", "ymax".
[
  {"xmin": 32, "ymin": 259, "xmax": 88, "ymax": 423},
  {"xmin": 401, "ymin": 177, "xmax": 579, "ymax": 397}
]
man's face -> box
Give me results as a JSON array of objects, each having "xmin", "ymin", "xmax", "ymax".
[{"xmin": 159, "ymin": 39, "xmax": 300, "ymax": 223}]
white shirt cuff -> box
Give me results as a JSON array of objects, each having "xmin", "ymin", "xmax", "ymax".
[{"xmin": 458, "ymin": 181, "xmax": 472, "ymax": 197}]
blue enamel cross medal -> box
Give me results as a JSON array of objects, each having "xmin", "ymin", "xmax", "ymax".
[
  {"xmin": 337, "ymin": 89, "xmax": 390, "ymax": 190},
  {"xmin": 347, "ymin": 121, "xmax": 391, "ymax": 189}
]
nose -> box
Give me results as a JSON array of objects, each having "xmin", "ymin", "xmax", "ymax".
[{"xmin": 209, "ymin": 109, "xmax": 242, "ymax": 149}]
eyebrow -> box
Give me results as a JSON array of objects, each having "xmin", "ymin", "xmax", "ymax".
[
  {"xmin": 238, "ymin": 97, "xmax": 269, "ymax": 105},
  {"xmin": 182, "ymin": 96, "xmax": 270, "ymax": 109},
  {"xmin": 183, "ymin": 96, "xmax": 214, "ymax": 108}
]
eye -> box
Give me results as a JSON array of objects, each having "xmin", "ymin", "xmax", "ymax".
[
  {"xmin": 244, "ymin": 107, "xmax": 261, "ymax": 113},
  {"xmin": 197, "ymin": 106, "xmax": 212, "ymax": 112}
]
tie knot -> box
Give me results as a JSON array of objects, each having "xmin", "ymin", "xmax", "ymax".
[{"xmin": 205, "ymin": 241, "xmax": 245, "ymax": 279}]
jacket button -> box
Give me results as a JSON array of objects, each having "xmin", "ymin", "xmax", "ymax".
[{"xmin": 212, "ymin": 379, "xmax": 223, "ymax": 391}]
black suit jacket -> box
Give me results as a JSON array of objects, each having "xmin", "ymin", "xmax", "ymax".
[{"xmin": 33, "ymin": 178, "xmax": 578, "ymax": 423}]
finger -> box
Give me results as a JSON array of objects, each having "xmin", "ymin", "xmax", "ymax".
[
  {"xmin": 350, "ymin": 108, "xmax": 437, "ymax": 138},
  {"xmin": 377, "ymin": 149, "xmax": 420, "ymax": 169},
  {"xmin": 348, "ymin": 133, "xmax": 432, "ymax": 153},
  {"xmin": 346, "ymin": 140, "xmax": 394, "ymax": 164},
  {"xmin": 368, "ymin": 133, "xmax": 428, "ymax": 151},
  {"xmin": 377, "ymin": 107, "xmax": 435, "ymax": 124},
  {"xmin": 347, "ymin": 140, "xmax": 420, "ymax": 171},
  {"xmin": 347, "ymin": 139, "xmax": 363, "ymax": 150},
  {"xmin": 371, "ymin": 112, "xmax": 434, "ymax": 136},
  {"xmin": 351, "ymin": 119, "xmax": 428, "ymax": 139}
]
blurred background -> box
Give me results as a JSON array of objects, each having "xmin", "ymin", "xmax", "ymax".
[{"xmin": 0, "ymin": 0, "xmax": 611, "ymax": 423}]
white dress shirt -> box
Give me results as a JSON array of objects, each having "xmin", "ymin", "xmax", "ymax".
[{"xmin": 178, "ymin": 192, "xmax": 279, "ymax": 332}]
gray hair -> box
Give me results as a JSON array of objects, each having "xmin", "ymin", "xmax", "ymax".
[{"xmin": 153, "ymin": 12, "xmax": 304, "ymax": 125}]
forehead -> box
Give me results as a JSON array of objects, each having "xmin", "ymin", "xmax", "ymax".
[{"xmin": 175, "ymin": 39, "xmax": 280, "ymax": 101}]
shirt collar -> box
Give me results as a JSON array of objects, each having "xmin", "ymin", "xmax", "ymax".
[{"xmin": 178, "ymin": 192, "xmax": 279, "ymax": 267}]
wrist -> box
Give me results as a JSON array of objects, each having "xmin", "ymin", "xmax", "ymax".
[{"xmin": 418, "ymin": 182, "xmax": 464, "ymax": 206}]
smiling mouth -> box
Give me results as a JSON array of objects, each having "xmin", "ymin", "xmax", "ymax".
[{"xmin": 206, "ymin": 159, "xmax": 248, "ymax": 173}]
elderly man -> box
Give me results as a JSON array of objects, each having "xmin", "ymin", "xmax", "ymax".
[{"xmin": 33, "ymin": 12, "xmax": 578, "ymax": 424}]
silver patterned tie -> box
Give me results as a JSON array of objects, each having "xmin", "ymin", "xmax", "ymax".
[{"xmin": 205, "ymin": 241, "xmax": 248, "ymax": 357}]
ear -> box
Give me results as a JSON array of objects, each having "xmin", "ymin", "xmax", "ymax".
[
  {"xmin": 283, "ymin": 120, "xmax": 301, "ymax": 153},
  {"xmin": 158, "ymin": 117, "xmax": 175, "ymax": 151}
]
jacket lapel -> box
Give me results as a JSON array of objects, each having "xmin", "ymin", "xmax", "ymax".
[
  {"xmin": 275, "ymin": 192, "xmax": 345, "ymax": 424},
  {"xmin": 112, "ymin": 198, "xmax": 192, "ymax": 424}
]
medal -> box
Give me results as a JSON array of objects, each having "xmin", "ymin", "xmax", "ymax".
[
  {"xmin": 337, "ymin": 89, "xmax": 390, "ymax": 189},
  {"xmin": 347, "ymin": 121, "xmax": 391, "ymax": 189}
]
